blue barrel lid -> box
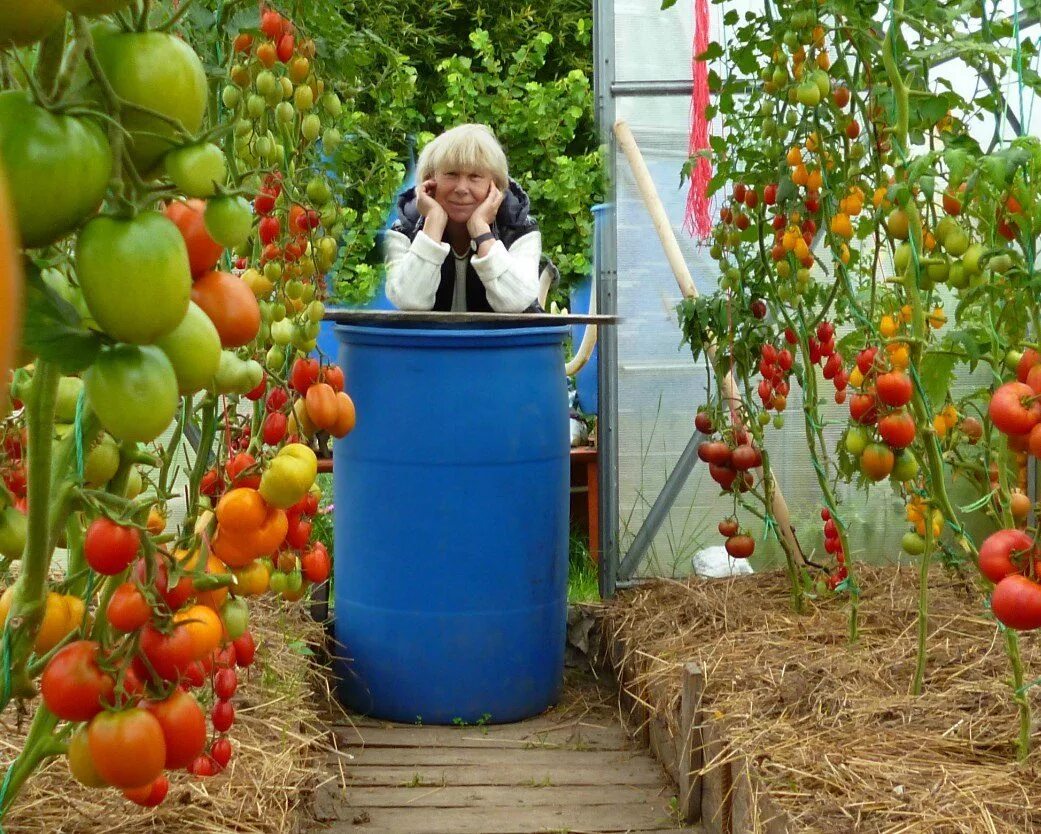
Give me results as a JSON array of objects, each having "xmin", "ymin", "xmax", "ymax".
[{"xmin": 335, "ymin": 323, "xmax": 569, "ymax": 349}]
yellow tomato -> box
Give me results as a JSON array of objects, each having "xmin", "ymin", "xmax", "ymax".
[
  {"xmin": 879, "ymin": 315, "xmax": 898, "ymax": 338},
  {"xmin": 232, "ymin": 561, "xmax": 270, "ymax": 596}
]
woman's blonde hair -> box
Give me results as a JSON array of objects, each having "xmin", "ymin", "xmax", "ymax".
[{"xmin": 416, "ymin": 124, "xmax": 509, "ymax": 190}]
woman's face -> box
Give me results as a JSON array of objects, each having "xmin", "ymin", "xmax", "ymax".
[{"xmin": 433, "ymin": 168, "xmax": 493, "ymax": 224}]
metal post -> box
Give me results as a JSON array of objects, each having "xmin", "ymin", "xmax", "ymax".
[
  {"xmin": 594, "ymin": 0, "xmax": 619, "ymax": 598},
  {"xmin": 617, "ymin": 431, "xmax": 706, "ymax": 580}
]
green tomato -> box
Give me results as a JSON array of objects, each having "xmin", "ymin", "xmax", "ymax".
[
  {"xmin": 294, "ymin": 85, "xmax": 314, "ymax": 110},
  {"xmin": 255, "ymin": 70, "xmax": 278, "ymax": 98},
  {"xmin": 269, "ymin": 571, "xmax": 288, "ymax": 594},
  {"xmin": 266, "ymin": 345, "xmax": 286, "ymax": 371},
  {"xmin": 91, "ymin": 27, "xmax": 208, "ymax": 173},
  {"xmin": 758, "ymin": 412, "xmax": 771, "ymax": 426},
  {"xmin": 797, "ymin": 81, "xmax": 821, "ymax": 107},
  {"xmin": 83, "ymin": 433, "xmax": 119, "ymax": 487},
  {"xmin": 943, "ymin": 228, "xmax": 970, "ymax": 257},
  {"xmin": 247, "ymin": 94, "xmax": 266, "ymax": 119},
  {"xmin": 220, "ymin": 597, "xmax": 249, "ymax": 640},
  {"xmin": 76, "ymin": 212, "xmax": 191, "ymax": 344},
  {"xmin": 285, "ymin": 569, "xmax": 303, "ymax": 593},
  {"xmin": 123, "ymin": 467, "xmax": 143, "ymax": 499},
  {"xmin": 306, "ymin": 300, "xmax": 325, "ymax": 324},
  {"xmin": 155, "ymin": 302, "xmax": 222, "ymax": 394},
  {"xmin": 946, "ymin": 262, "xmax": 968, "ymax": 289},
  {"xmin": 925, "ymin": 259, "xmax": 949, "ymax": 284},
  {"xmin": 165, "ymin": 142, "xmax": 227, "ymax": 198},
  {"xmin": 890, "ymin": 450, "xmax": 919, "ymax": 482},
  {"xmin": 271, "ymin": 318, "xmax": 294, "ymax": 346},
  {"xmin": 0, "ymin": 91, "xmax": 111, "ymax": 248},
  {"xmin": 322, "ymin": 128, "xmax": 342, "ymax": 151},
  {"xmin": 0, "ymin": 507, "xmax": 26, "ymax": 560},
  {"xmin": 901, "ymin": 531, "xmax": 926, "ymax": 556},
  {"xmin": 275, "ymin": 101, "xmax": 295, "ymax": 124},
  {"xmin": 85, "ymin": 345, "xmax": 179, "ymax": 443},
  {"xmin": 204, "ymin": 195, "xmax": 253, "ymax": 249},
  {"xmin": 307, "ymin": 177, "xmax": 332, "ymax": 205},
  {"xmin": 772, "ymin": 414, "xmax": 785, "ymax": 429},
  {"xmin": 301, "ymin": 114, "xmax": 321, "ymax": 142},
  {"xmin": 813, "ymin": 70, "xmax": 830, "ymax": 100},
  {"xmin": 844, "ymin": 426, "xmax": 869, "ymax": 456},
  {"xmin": 279, "ymin": 76, "xmax": 294, "ymax": 99},
  {"xmin": 991, "ymin": 253, "xmax": 1013, "ymax": 274},
  {"xmin": 321, "ymin": 92, "xmax": 342, "ymax": 117},
  {"xmin": 55, "ymin": 376, "xmax": 84, "ymax": 423},
  {"xmin": 221, "ymin": 85, "xmax": 242, "ymax": 109},
  {"xmin": 962, "ymin": 244, "xmax": 984, "ymax": 276}
]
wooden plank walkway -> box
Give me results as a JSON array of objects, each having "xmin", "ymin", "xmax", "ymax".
[{"xmin": 308, "ymin": 668, "xmax": 703, "ymax": 834}]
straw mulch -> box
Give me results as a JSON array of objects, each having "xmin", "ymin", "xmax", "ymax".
[
  {"xmin": 0, "ymin": 598, "xmax": 336, "ymax": 834},
  {"xmin": 601, "ymin": 566, "xmax": 1041, "ymax": 833}
]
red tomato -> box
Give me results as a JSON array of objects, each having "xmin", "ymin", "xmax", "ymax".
[
  {"xmin": 164, "ymin": 200, "xmax": 223, "ymax": 278},
  {"xmin": 254, "ymin": 190, "xmax": 277, "ymax": 215},
  {"xmin": 41, "ymin": 641, "xmax": 115, "ymax": 722},
  {"xmin": 301, "ymin": 545, "xmax": 331, "ymax": 583},
  {"xmin": 266, "ymin": 387, "xmax": 289, "ymax": 413},
  {"xmin": 258, "ymin": 215, "xmax": 280, "ymax": 245},
  {"xmin": 143, "ymin": 688, "xmax": 207, "ymax": 769},
  {"xmin": 214, "ymin": 667, "xmax": 238, "ymax": 700},
  {"xmin": 991, "ymin": 574, "xmax": 1041, "ymax": 630},
  {"xmin": 200, "ymin": 468, "xmax": 223, "ymax": 498},
  {"xmin": 211, "ymin": 737, "xmax": 233, "ymax": 769},
  {"xmin": 123, "ymin": 774, "xmax": 169, "ymax": 808},
  {"xmin": 322, "ymin": 365, "xmax": 344, "ymax": 393},
  {"xmin": 989, "ymin": 382, "xmax": 1041, "ymax": 436},
  {"xmin": 245, "ymin": 373, "xmax": 267, "ymax": 401},
  {"xmin": 979, "ymin": 529, "xmax": 1034, "ymax": 583},
  {"xmin": 878, "ymin": 411, "xmax": 916, "ymax": 449},
  {"xmin": 232, "ymin": 631, "xmax": 256, "ymax": 667},
  {"xmin": 139, "ymin": 623, "xmax": 195, "ymax": 682},
  {"xmin": 286, "ymin": 517, "xmax": 313, "ymax": 550},
  {"xmin": 84, "ymin": 518, "xmax": 141, "ymax": 576},
  {"xmin": 226, "ymin": 452, "xmax": 261, "ymax": 489},
  {"xmin": 232, "ymin": 33, "xmax": 253, "ymax": 53},
  {"xmin": 876, "ymin": 371, "xmax": 912, "ymax": 407},
  {"xmin": 263, "ymin": 412, "xmax": 288, "ymax": 445},
  {"xmin": 277, "ymin": 33, "xmax": 295, "ymax": 63},
  {"xmin": 291, "ymin": 357, "xmax": 319, "ymax": 394},
  {"xmin": 133, "ymin": 557, "xmax": 193, "ymax": 612},
  {"xmin": 189, "ymin": 754, "xmax": 217, "ymax": 777},
  {"xmin": 88, "ymin": 709, "xmax": 166, "ymax": 789},
  {"xmin": 260, "ymin": 10, "xmax": 284, "ymax": 38},
  {"xmin": 849, "ymin": 393, "xmax": 878, "ymax": 425},
  {"xmin": 1016, "ymin": 348, "xmax": 1040, "ymax": 384},
  {"xmin": 725, "ymin": 534, "xmax": 755, "ymax": 558},
  {"xmin": 113, "ymin": 664, "xmax": 146, "ymax": 707},
  {"xmin": 107, "ymin": 582, "xmax": 152, "ymax": 633},
  {"xmin": 212, "ymin": 699, "xmax": 235, "ymax": 732}
]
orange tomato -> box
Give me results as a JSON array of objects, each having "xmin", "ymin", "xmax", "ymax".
[
  {"xmin": 216, "ymin": 488, "xmax": 268, "ymax": 535},
  {"xmin": 304, "ymin": 382, "xmax": 338, "ymax": 431},
  {"xmin": 146, "ymin": 507, "xmax": 166, "ymax": 536},
  {"xmin": 177, "ymin": 549, "xmax": 229, "ymax": 611},
  {"xmin": 174, "ymin": 605, "xmax": 223, "ymax": 660},
  {"xmin": 191, "ymin": 271, "xmax": 261, "ymax": 348},
  {"xmin": 330, "ymin": 392, "xmax": 356, "ymax": 438},
  {"xmin": 232, "ymin": 561, "xmax": 270, "ymax": 596}
]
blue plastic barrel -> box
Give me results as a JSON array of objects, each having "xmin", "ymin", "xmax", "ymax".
[{"xmin": 333, "ymin": 322, "xmax": 571, "ymax": 724}]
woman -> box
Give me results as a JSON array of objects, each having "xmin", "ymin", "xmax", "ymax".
[{"xmin": 385, "ymin": 124, "xmax": 542, "ymax": 313}]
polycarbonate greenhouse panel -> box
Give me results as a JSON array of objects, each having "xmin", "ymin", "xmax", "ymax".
[{"xmin": 605, "ymin": 0, "xmax": 1038, "ymax": 579}]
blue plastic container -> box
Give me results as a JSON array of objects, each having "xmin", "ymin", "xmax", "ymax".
[
  {"xmin": 568, "ymin": 203, "xmax": 611, "ymax": 415},
  {"xmin": 332, "ymin": 322, "xmax": 571, "ymax": 724}
]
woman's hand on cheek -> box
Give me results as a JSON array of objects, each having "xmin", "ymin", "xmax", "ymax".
[
  {"xmin": 417, "ymin": 179, "xmax": 446, "ymax": 220},
  {"xmin": 468, "ymin": 184, "xmax": 504, "ymax": 235}
]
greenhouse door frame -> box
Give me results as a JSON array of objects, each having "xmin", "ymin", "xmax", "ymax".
[{"xmin": 593, "ymin": 0, "xmax": 698, "ymax": 598}]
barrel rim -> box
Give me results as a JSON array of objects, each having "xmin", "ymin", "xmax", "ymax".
[{"xmin": 333, "ymin": 323, "xmax": 570, "ymax": 347}]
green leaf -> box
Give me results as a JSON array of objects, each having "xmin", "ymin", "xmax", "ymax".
[
  {"xmin": 661, "ymin": 0, "xmax": 679, "ymax": 8},
  {"xmin": 918, "ymin": 351, "xmax": 958, "ymax": 412},
  {"xmin": 21, "ymin": 268, "xmax": 102, "ymax": 374}
]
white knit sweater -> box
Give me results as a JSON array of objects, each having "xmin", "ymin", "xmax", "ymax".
[{"xmin": 384, "ymin": 229, "xmax": 542, "ymax": 313}]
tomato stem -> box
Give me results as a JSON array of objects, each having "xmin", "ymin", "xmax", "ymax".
[
  {"xmin": 912, "ymin": 504, "xmax": 932, "ymax": 696},
  {"xmin": 4, "ymin": 362, "xmax": 60, "ymax": 702}
]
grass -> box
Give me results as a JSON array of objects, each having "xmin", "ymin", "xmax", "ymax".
[{"xmin": 568, "ymin": 528, "xmax": 600, "ymax": 603}]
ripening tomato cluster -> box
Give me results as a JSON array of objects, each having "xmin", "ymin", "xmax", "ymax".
[
  {"xmin": 696, "ymin": 419, "xmax": 762, "ymax": 494},
  {"xmin": 717, "ymin": 517, "xmax": 755, "ymax": 559},
  {"xmin": 288, "ymin": 357, "xmax": 356, "ymax": 440},
  {"xmin": 841, "ymin": 346, "xmax": 923, "ymax": 484},
  {"xmin": 819, "ymin": 508, "xmax": 847, "ymax": 590},
  {"xmin": 979, "ymin": 528, "xmax": 1041, "ymax": 631},
  {"xmin": 756, "ymin": 341, "xmax": 793, "ymax": 416},
  {"xmin": 989, "ymin": 348, "xmax": 1041, "ymax": 458}
]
